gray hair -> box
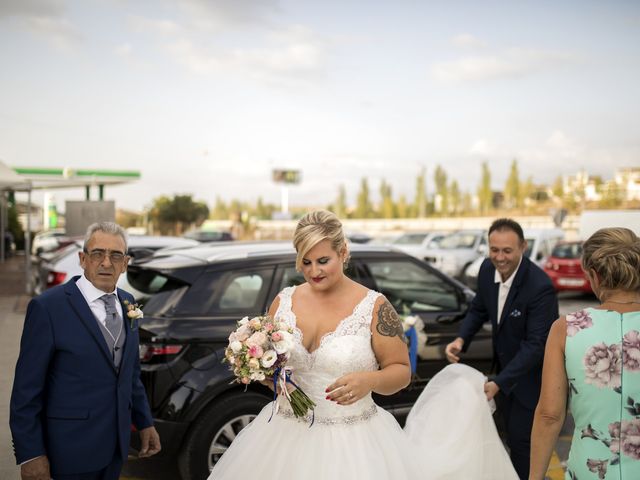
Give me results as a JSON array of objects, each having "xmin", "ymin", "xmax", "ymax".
[{"xmin": 83, "ymin": 222, "xmax": 128, "ymax": 252}]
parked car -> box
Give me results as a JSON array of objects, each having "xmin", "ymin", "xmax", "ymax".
[
  {"xmin": 462, "ymin": 228, "xmax": 565, "ymax": 290},
  {"xmin": 33, "ymin": 235, "xmax": 200, "ymax": 298},
  {"xmin": 31, "ymin": 229, "xmax": 74, "ymax": 256},
  {"xmin": 126, "ymin": 241, "xmax": 489, "ymax": 479},
  {"xmin": 390, "ymin": 231, "xmax": 448, "ymax": 260},
  {"xmin": 183, "ymin": 229, "xmax": 234, "ymax": 242},
  {"xmin": 421, "ymin": 229, "xmax": 487, "ymax": 280},
  {"xmin": 543, "ymin": 241, "xmax": 593, "ymax": 293}
]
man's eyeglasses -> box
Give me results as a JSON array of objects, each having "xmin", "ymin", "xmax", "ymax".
[{"xmin": 84, "ymin": 249, "xmax": 128, "ymax": 264}]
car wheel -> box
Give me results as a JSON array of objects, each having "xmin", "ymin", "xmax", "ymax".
[{"xmin": 177, "ymin": 392, "xmax": 270, "ymax": 480}]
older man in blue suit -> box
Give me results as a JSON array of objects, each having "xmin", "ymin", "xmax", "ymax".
[
  {"xmin": 10, "ymin": 222, "xmax": 160, "ymax": 480},
  {"xmin": 445, "ymin": 218, "xmax": 558, "ymax": 480}
]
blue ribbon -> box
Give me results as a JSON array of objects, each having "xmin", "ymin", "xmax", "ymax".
[
  {"xmin": 268, "ymin": 367, "xmax": 314, "ymax": 426},
  {"xmin": 405, "ymin": 326, "xmax": 418, "ymax": 374}
]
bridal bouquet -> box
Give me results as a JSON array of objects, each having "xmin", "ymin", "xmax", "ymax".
[{"xmin": 224, "ymin": 315, "xmax": 315, "ymax": 418}]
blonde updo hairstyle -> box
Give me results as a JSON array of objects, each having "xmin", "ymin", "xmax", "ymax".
[
  {"xmin": 581, "ymin": 227, "xmax": 640, "ymax": 299},
  {"xmin": 293, "ymin": 210, "xmax": 348, "ymax": 272}
]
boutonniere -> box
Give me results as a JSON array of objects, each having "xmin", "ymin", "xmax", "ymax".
[
  {"xmin": 123, "ymin": 300, "xmax": 143, "ymax": 329},
  {"xmin": 510, "ymin": 309, "xmax": 522, "ymax": 318}
]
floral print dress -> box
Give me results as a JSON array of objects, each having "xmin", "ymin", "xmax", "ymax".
[{"xmin": 565, "ymin": 308, "xmax": 640, "ymax": 479}]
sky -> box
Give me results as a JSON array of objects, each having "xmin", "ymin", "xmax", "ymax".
[{"xmin": 1, "ymin": 0, "xmax": 639, "ymax": 213}]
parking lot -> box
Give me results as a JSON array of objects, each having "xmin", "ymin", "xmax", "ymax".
[{"xmin": 0, "ymin": 254, "xmax": 597, "ymax": 480}]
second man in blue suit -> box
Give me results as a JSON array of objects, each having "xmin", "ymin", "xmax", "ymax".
[{"xmin": 445, "ymin": 218, "xmax": 559, "ymax": 480}]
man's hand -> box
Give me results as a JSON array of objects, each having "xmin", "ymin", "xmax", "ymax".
[
  {"xmin": 445, "ymin": 337, "xmax": 464, "ymax": 363},
  {"xmin": 139, "ymin": 426, "xmax": 161, "ymax": 458},
  {"xmin": 484, "ymin": 381, "xmax": 500, "ymax": 401},
  {"xmin": 20, "ymin": 456, "xmax": 50, "ymax": 480}
]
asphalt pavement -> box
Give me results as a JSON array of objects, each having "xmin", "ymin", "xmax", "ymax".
[{"xmin": 0, "ymin": 254, "xmax": 597, "ymax": 480}]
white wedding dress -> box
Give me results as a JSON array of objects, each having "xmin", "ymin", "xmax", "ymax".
[{"xmin": 208, "ymin": 287, "xmax": 518, "ymax": 480}]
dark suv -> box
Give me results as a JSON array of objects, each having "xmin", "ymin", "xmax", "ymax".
[{"xmin": 127, "ymin": 242, "xmax": 492, "ymax": 479}]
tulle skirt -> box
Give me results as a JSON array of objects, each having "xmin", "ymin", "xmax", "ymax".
[{"xmin": 208, "ymin": 364, "xmax": 518, "ymax": 479}]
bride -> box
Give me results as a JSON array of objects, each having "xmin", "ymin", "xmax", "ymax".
[{"xmin": 208, "ymin": 210, "xmax": 518, "ymax": 480}]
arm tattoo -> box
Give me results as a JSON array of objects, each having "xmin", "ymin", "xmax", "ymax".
[{"xmin": 376, "ymin": 300, "xmax": 404, "ymax": 339}]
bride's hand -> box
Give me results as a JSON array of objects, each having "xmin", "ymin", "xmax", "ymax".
[{"xmin": 325, "ymin": 372, "xmax": 374, "ymax": 405}]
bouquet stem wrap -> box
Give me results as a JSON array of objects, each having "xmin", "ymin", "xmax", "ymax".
[{"xmin": 269, "ymin": 367, "xmax": 316, "ymax": 425}]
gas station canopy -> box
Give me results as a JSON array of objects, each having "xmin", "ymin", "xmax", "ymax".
[{"xmin": 12, "ymin": 167, "xmax": 141, "ymax": 190}]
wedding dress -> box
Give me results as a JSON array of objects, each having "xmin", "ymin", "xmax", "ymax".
[{"xmin": 208, "ymin": 287, "xmax": 518, "ymax": 479}]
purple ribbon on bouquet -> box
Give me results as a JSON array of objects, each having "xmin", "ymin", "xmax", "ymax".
[
  {"xmin": 268, "ymin": 367, "xmax": 314, "ymax": 427},
  {"xmin": 405, "ymin": 326, "xmax": 418, "ymax": 374}
]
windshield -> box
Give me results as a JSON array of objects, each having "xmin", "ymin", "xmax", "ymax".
[
  {"xmin": 393, "ymin": 233, "xmax": 428, "ymax": 245},
  {"xmin": 439, "ymin": 233, "xmax": 479, "ymax": 249},
  {"xmin": 552, "ymin": 242, "xmax": 583, "ymax": 259}
]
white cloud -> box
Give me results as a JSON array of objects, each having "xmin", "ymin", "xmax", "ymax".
[
  {"xmin": 0, "ymin": 0, "xmax": 64, "ymax": 18},
  {"xmin": 0, "ymin": 0, "xmax": 81, "ymax": 50},
  {"xmin": 468, "ymin": 139, "xmax": 493, "ymax": 156},
  {"xmin": 452, "ymin": 33, "xmax": 487, "ymax": 49},
  {"xmin": 432, "ymin": 47, "xmax": 581, "ymax": 83},
  {"xmin": 175, "ymin": 0, "xmax": 279, "ymax": 32},
  {"xmin": 128, "ymin": 15, "xmax": 182, "ymax": 36}
]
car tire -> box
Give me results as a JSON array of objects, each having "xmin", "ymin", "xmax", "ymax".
[{"xmin": 177, "ymin": 392, "xmax": 270, "ymax": 480}]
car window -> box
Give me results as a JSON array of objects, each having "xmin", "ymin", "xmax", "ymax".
[
  {"xmin": 393, "ymin": 233, "xmax": 427, "ymax": 245},
  {"xmin": 278, "ymin": 262, "xmax": 360, "ymax": 291},
  {"xmin": 439, "ymin": 233, "xmax": 478, "ymax": 249},
  {"xmin": 552, "ymin": 243, "xmax": 583, "ymax": 259},
  {"xmin": 364, "ymin": 260, "xmax": 459, "ymax": 312},
  {"xmin": 174, "ymin": 267, "xmax": 272, "ymax": 316}
]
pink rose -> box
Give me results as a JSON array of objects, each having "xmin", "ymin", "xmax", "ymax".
[
  {"xmin": 583, "ymin": 342, "xmax": 622, "ymax": 389},
  {"xmin": 623, "ymin": 330, "xmax": 640, "ymax": 371},
  {"xmin": 609, "ymin": 422, "xmax": 621, "ymax": 455},
  {"xmin": 248, "ymin": 345, "xmax": 264, "ymax": 358},
  {"xmin": 566, "ymin": 310, "xmax": 593, "ymax": 337},
  {"xmin": 246, "ymin": 331, "xmax": 268, "ymax": 348},
  {"xmin": 621, "ymin": 419, "xmax": 640, "ymax": 460},
  {"xmin": 271, "ymin": 332, "xmax": 283, "ymax": 342},
  {"xmin": 263, "ymin": 322, "xmax": 275, "ymax": 333},
  {"xmin": 235, "ymin": 324, "xmax": 252, "ymax": 342},
  {"xmin": 240, "ymin": 377, "xmax": 250, "ymax": 384}
]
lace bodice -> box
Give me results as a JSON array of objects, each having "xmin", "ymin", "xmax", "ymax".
[{"xmin": 274, "ymin": 286, "xmax": 381, "ymax": 424}]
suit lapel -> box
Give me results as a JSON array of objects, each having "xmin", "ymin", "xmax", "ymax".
[
  {"xmin": 117, "ymin": 290, "xmax": 133, "ymax": 376},
  {"xmin": 497, "ymin": 258, "xmax": 529, "ymax": 331},
  {"xmin": 64, "ymin": 279, "xmax": 116, "ymax": 371}
]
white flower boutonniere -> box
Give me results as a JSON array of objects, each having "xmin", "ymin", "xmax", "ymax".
[{"xmin": 123, "ymin": 300, "xmax": 143, "ymax": 329}]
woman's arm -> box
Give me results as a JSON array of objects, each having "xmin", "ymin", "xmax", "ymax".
[
  {"xmin": 326, "ymin": 296, "xmax": 411, "ymax": 404},
  {"xmin": 529, "ymin": 317, "xmax": 568, "ymax": 480}
]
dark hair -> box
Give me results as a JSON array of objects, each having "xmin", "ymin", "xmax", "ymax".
[{"xmin": 488, "ymin": 218, "xmax": 525, "ymax": 243}]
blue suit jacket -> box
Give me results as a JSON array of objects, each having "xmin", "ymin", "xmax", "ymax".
[
  {"xmin": 458, "ymin": 257, "xmax": 559, "ymax": 409},
  {"xmin": 10, "ymin": 276, "xmax": 153, "ymax": 475}
]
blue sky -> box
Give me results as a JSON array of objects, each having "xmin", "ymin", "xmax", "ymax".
[{"xmin": 1, "ymin": 0, "xmax": 639, "ymax": 212}]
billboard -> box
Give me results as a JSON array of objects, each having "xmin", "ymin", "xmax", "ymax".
[
  {"xmin": 272, "ymin": 169, "xmax": 301, "ymax": 184},
  {"xmin": 65, "ymin": 201, "xmax": 115, "ymax": 236}
]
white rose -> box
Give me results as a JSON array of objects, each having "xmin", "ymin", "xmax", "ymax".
[
  {"xmin": 261, "ymin": 350, "xmax": 278, "ymax": 368},
  {"xmin": 403, "ymin": 315, "xmax": 418, "ymax": 328},
  {"xmin": 273, "ymin": 330, "xmax": 294, "ymax": 354},
  {"xmin": 238, "ymin": 316, "xmax": 249, "ymax": 325},
  {"xmin": 250, "ymin": 372, "xmax": 266, "ymax": 382},
  {"xmin": 230, "ymin": 341, "xmax": 243, "ymax": 353}
]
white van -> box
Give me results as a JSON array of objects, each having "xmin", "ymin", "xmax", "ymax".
[{"xmin": 462, "ymin": 228, "xmax": 565, "ymax": 290}]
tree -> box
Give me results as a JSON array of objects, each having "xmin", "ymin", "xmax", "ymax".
[
  {"xmin": 396, "ymin": 194, "xmax": 409, "ymax": 218},
  {"xmin": 478, "ymin": 161, "xmax": 492, "ymax": 214},
  {"xmin": 210, "ymin": 196, "xmax": 229, "ymax": 220},
  {"xmin": 379, "ymin": 180, "xmax": 395, "ymax": 219},
  {"xmin": 414, "ymin": 167, "xmax": 427, "ymax": 218},
  {"xmin": 552, "ymin": 176, "xmax": 564, "ymax": 200},
  {"xmin": 149, "ymin": 194, "xmax": 209, "ymax": 235},
  {"xmin": 449, "ymin": 180, "xmax": 461, "ymax": 215},
  {"xmin": 504, "ymin": 159, "xmax": 521, "ymax": 209},
  {"xmin": 434, "ymin": 165, "xmax": 448, "ymax": 215},
  {"xmin": 334, "ymin": 185, "xmax": 347, "ymax": 219},
  {"xmin": 355, "ymin": 178, "xmax": 373, "ymax": 218}
]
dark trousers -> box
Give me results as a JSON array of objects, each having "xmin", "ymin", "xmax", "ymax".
[
  {"xmin": 53, "ymin": 452, "xmax": 123, "ymax": 480},
  {"xmin": 495, "ymin": 392, "xmax": 535, "ymax": 480}
]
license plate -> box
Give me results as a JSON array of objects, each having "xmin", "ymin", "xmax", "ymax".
[{"xmin": 558, "ymin": 278, "xmax": 584, "ymax": 287}]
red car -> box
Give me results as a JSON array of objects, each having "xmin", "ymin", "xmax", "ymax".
[{"xmin": 543, "ymin": 241, "xmax": 593, "ymax": 293}]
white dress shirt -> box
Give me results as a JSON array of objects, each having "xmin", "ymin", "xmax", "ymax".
[
  {"xmin": 494, "ymin": 257, "xmax": 523, "ymax": 324},
  {"xmin": 76, "ymin": 274, "xmax": 123, "ymax": 327}
]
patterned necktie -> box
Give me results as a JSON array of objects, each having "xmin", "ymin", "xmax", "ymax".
[{"xmin": 99, "ymin": 293, "xmax": 122, "ymax": 342}]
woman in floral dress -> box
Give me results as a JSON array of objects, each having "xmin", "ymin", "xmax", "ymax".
[{"xmin": 530, "ymin": 227, "xmax": 640, "ymax": 479}]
